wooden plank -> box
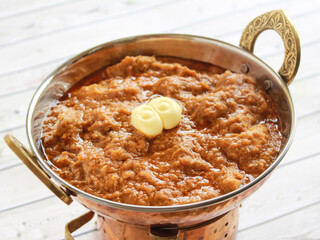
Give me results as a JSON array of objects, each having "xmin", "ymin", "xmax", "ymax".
[
  {"xmin": 0, "ymin": 0, "xmax": 298, "ymax": 76},
  {"xmin": 290, "ymin": 69, "xmax": 320, "ymax": 118},
  {"xmin": 174, "ymin": 0, "xmax": 320, "ymax": 42},
  {"xmin": 0, "ymin": 60, "xmax": 63, "ymax": 98},
  {"xmin": 0, "ymin": 89, "xmax": 34, "ymax": 133},
  {"xmin": 0, "ymin": 163, "xmax": 54, "ymax": 212},
  {"xmin": 238, "ymin": 202, "xmax": 320, "ymax": 240},
  {"xmin": 238, "ymin": 154, "xmax": 320, "ymax": 231},
  {"xmin": 0, "ymin": 0, "xmax": 319, "ymax": 98},
  {"xmin": 261, "ymin": 43, "xmax": 320, "ymax": 118},
  {"xmin": 0, "ymin": 0, "xmax": 76, "ymax": 19},
  {"xmin": 2, "ymin": 0, "xmax": 294, "ymax": 48},
  {"xmin": 0, "ymin": 0, "xmax": 169, "ymax": 47},
  {"xmin": 281, "ymin": 112, "xmax": 320, "ymax": 167},
  {"xmin": 75, "ymin": 230, "xmax": 99, "ymax": 240},
  {"xmin": 0, "ymin": 197, "xmax": 95, "ymax": 240},
  {"xmin": 0, "ymin": 126, "xmax": 26, "ymax": 170},
  {"xmin": 261, "ymin": 40, "xmax": 320, "ymax": 88}
]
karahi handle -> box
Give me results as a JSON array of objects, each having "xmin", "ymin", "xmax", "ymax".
[
  {"xmin": 4, "ymin": 134, "xmax": 73, "ymax": 205},
  {"xmin": 240, "ymin": 9, "xmax": 301, "ymax": 85}
]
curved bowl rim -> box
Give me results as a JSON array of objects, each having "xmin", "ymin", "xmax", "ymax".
[{"xmin": 26, "ymin": 33, "xmax": 296, "ymax": 213}]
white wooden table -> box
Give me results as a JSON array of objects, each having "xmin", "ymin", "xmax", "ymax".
[{"xmin": 0, "ymin": 0, "xmax": 319, "ymax": 239}]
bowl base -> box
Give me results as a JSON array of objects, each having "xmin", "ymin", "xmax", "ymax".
[{"xmin": 97, "ymin": 207, "xmax": 238, "ymax": 240}]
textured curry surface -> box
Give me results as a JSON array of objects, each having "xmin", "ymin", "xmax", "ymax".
[{"xmin": 42, "ymin": 56, "xmax": 282, "ymax": 206}]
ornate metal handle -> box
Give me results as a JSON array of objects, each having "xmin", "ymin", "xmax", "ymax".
[
  {"xmin": 4, "ymin": 134, "xmax": 73, "ymax": 205},
  {"xmin": 240, "ymin": 9, "xmax": 301, "ymax": 85}
]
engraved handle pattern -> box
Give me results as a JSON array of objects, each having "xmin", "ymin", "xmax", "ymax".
[{"xmin": 240, "ymin": 10, "xmax": 301, "ymax": 85}]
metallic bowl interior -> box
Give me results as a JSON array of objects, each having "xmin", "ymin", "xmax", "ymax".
[{"xmin": 26, "ymin": 34, "xmax": 295, "ymax": 226}]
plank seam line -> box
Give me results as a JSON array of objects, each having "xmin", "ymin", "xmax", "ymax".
[
  {"xmin": 238, "ymin": 199, "xmax": 320, "ymax": 233},
  {"xmin": 0, "ymin": 27, "xmax": 320, "ymax": 92},
  {"xmin": 3, "ymin": 0, "xmax": 315, "ymax": 50},
  {"xmin": 297, "ymin": 108, "xmax": 320, "ymax": 120},
  {"xmin": 297, "ymin": 70, "xmax": 320, "ymax": 83},
  {"xmin": 0, "ymin": 55, "xmax": 69, "ymax": 78},
  {"xmin": 0, "ymin": 0, "xmax": 180, "ymax": 49},
  {"xmin": 2, "ymin": 0, "xmax": 318, "ymax": 50},
  {"xmin": 0, "ymin": 0, "xmax": 78, "ymax": 20},
  {"xmin": 0, "ymin": 194, "xmax": 54, "ymax": 214},
  {"xmin": 0, "ymin": 123, "xmax": 26, "ymax": 134},
  {"xmin": 166, "ymin": 0, "xmax": 294, "ymax": 32},
  {"xmin": 57, "ymin": 227, "xmax": 98, "ymax": 240},
  {"xmin": 0, "ymin": 162, "xmax": 22, "ymax": 172},
  {"xmin": 0, "ymin": 6, "xmax": 319, "ymax": 78},
  {"xmin": 0, "ymin": 86, "xmax": 40, "ymax": 99},
  {"xmin": 278, "ymin": 151, "xmax": 320, "ymax": 169},
  {"xmin": 169, "ymin": 0, "xmax": 320, "ymax": 34}
]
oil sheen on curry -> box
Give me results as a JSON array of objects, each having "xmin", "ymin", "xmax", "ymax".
[{"xmin": 42, "ymin": 56, "xmax": 282, "ymax": 206}]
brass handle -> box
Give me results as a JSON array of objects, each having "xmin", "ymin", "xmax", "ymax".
[
  {"xmin": 240, "ymin": 10, "xmax": 301, "ymax": 85},
  {"xmin": 65, "ymin": 211, "xmax": 95, "ymax": 240},
  {"xmin": 4, "ymin": 134, "xmax": 73, "ymax": 205}
]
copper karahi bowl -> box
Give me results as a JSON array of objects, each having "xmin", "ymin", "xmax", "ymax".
[{"xmin": 5, "ymin": 10, "xmax": 300, "ymax": 240}]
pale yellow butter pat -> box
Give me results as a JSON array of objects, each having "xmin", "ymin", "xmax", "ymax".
[
  {"xmin": 131, "ymin": 104, "xmax": 163, "ymax": 137},
  {"xmin": 148, "ymin": 97, "xmax": 182, "ymax": 129}
]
